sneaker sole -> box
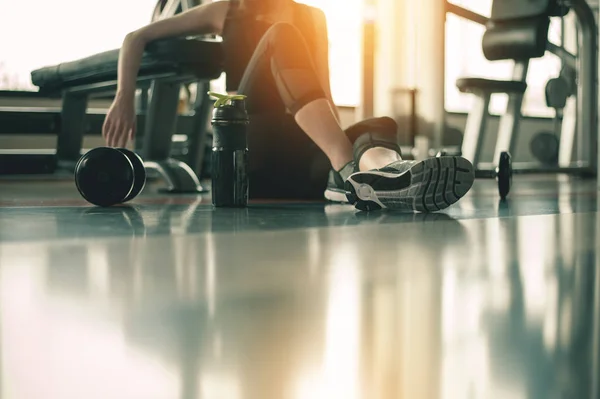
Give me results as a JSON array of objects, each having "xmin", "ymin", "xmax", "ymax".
[
  {"xmin": 344, "ymin": 156, "xmax": 475, "ymax": 212},
  {"xmin": 324, "ymin": 188, "xmax": 350, "ymax": 203}
]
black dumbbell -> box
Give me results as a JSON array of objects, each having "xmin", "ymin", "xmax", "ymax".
[
  {"xmin": 476, "ymin": 151, "xmax": 513, "ymax": 200},
  {"xmin": 530, "ymin": 131, "xmax": 559, "ymax": 166},
  {"xmin": 75, "ymin": 147, "xmax": 146, "ymax": 207},
  {"xmin": 496, "ymin": 151, "xmax": 512, "ymax": 200}
]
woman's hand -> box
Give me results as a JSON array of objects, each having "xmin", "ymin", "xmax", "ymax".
[{"xmin": 103, "ymin": 95, "xmax": 136, "ymax": 148}]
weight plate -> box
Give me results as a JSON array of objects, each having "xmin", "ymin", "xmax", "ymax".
[
  {"xmin": 530, "ymin": 131, "xmax": 559, "ymax": 166},
  {"xmin": 496, "ymin": 151, "xmax": 512, "ymax": 200},
  {"xmin": 75, "ymin": 147, "xmax": 135, "ymax": 207},
  {"xmin": 117, "ymin": 148, "xmax": 147, "ymax": 202}
]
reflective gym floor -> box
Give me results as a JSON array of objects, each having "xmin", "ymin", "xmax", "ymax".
[{"xmin": 1, "ymin": 175, "xmax": 599, "ymax": 399}]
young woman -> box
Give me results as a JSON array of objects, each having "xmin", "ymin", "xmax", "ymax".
[{"xmin": 102, "ymin": 0, "xmax": 474, "ymax": 212}]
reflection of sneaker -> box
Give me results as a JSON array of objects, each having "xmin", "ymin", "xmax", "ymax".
[
  {"xmin": 345, "ymin": 156, "xmax": 475, "ymax": 212},
  {"xmin": 324, "ymin": 161, "xmax": 357, "ymax": 203}
]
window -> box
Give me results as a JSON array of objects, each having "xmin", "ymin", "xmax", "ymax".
[
  {"xmin": 287, "ymin": 0, "xmax": 364, "ymax": 106},
  {"xmin": 445, "ymin": 0, "xmax": 564, "ymax": 118},
  {"xmin": 0, "ymin": 0, "xmax": 158, "ymax": 91},
  {"xmin": 0, "ymin": 0, "xmax": 362, "ymax": 107}
]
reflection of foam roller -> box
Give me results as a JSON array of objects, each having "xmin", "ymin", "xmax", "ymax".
[{"xmin": 208, "ymin": 91, "xmax": 247, "ymax": 108}]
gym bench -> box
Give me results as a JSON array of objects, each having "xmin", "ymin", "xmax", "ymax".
[
  {"xmin": 448, "ymin": 0, "xmax": 597, "ymax": 178},
  {"xmin": 30, "ymin": 36, "xmax": 223, "ymax": 193}
]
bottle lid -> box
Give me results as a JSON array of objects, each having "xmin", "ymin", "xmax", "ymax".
[{"xmin": 209, "ymin": 92, "xmax": 249, "ymax": 122}]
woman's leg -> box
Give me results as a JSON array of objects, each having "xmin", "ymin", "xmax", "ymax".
[
  {"xmin": 236, "ymin": 22, "xmax": 475, "ymax": 211},
  {"xmin": 237, "ymin": 22, "xmax": 352, "ymax": 171},
  {"xmin": 247, "ymin": 113, "xmax": 330, "ymax": 200}
]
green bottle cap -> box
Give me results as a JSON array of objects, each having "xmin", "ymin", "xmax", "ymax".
[{"xmin": 208, "ymin": 92, "xmax": 247, "ymax": 108}]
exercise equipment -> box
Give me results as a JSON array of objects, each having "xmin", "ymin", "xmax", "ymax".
[
  {"xmin": 119, "ymin": 148, "xmax": 147, "ymax": 202},
  {"xmin": 449, "ymin": 0, "xmax": 598, "ymax": 198},
  {"xmin": 531, "ymin": 62, "xmax": 574, "ymax": 165},
  {"xmin": 75, "ymin": 148, "xmax": 146, "ymax": 207},
  {"xmin": 496, "ymin": 152, "xmax": 512, "ymax": 200},
  {"xmin": 475, "ymin": 151, "xmax": 513, "ymax": 200},
  {"xmin": 437, "ymin": 150, "xmax": 512, "ymax": 199},
  {"xmin": 530, "ymin": 131, "xmax": 559, "ymax": 165},
  {"xmin": 26, "ymin": 0, "xmax": 220, "ymax": 192},
  {"xmin": 0, "ymin": 150, "xmax": 57, "ymax": 175},
  {"xmin": 0, "ymin": 92, "xmax": 61, "ymax": 175}
]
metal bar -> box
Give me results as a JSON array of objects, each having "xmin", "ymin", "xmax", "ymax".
[
  {"xmin": 0, "ymin": 149, "xmax": 56, "ymax": 155},
  {"xmin": 135, "ymin": 89, "xmax": 149, "ymax": 153},
  {"xmin": 0, "ymin": 90, "xmax": 50, "ymax": 99},
  {"xmin": 185, "ymin": 82, "xmax": 212, "ymax": 175},
  {"xmin": 159, "ymin": 0, "xmax": 181, "ymax": 20},
  {"xmin": 410, "ymin": 88, "xmax": 418, "ymax": 147},
  {"xmin": 570, "ymin": 0, "xmax": 598, "ymax": 175},
  {"xmin": 0, "ymin": 109, "xmax": 61, "ymax": 134},
  {"xmin": 559, "ymin": 96, "xmax": 578, "ymax": 166},
  {"xmin": 0, "ymin": 109, "xmax": 196, "ymax": 136},
  {"xmin": 63, "ymin": 74, "xmax": 207, "ymax": 98},
  {"xmin": 593, "ymin": 222, "xmax": 600, "ymax": 399},
  {"xmin": 390, "ymin": 88, "xmax": 419, "ymax": 147},
  {"xmin": 62, "ymin": 72, "xmax": 191, "ymax": 96},
  {"xmin": 143, "ymin": 81, "xmax": 181, "ymax": 161},
  {"xmin": 180, "ymin": 0, "xmax": 197, "ymax": 11},
  {"xmin": 546, "ymin": 42, "xmax": 577, "ymax": 70},
  {"xmin": 445, "ymin": 2, "xmax": 488, "ymax": 25},
  {"xmin": 493, "ymin": 61, "xmax": 529, "ymax": 165},
  {"xmin": 461, "ymin": 93, "xmax": 490, "ymax": 167},
  {"xmin": 57, "ymin": 93, "xmax": 88, "ymax": 162},
  {"xmin": 0, "ymin": 152, "xmax": 57, "ymax": 175},
  {"xmin": 475, "ymin": 162, "xmax": 595, "ymax": 176}
]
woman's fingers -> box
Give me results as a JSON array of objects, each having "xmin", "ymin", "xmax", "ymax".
[
  {"xmin": 125, "ymin": 120, "xmax": 136, "ymax": 148},
  {"xmin": 105, "ymin": 123, "xmax": 115, "ymax": 147},
  {"xmin": 109, "ymin": 120, "xmax": 122, "ymax": 147},
  {"xmin": 102, "ymin": 118, "xmax": 112, "ymax": 143},
  {"xmin": 129, "ymin": 119, "xmax": 137, "ymax": 142},
  {"xmin": 102, "ymin": 120, "xmax": 109, "ymax": 140},
  {"xmin": 117, "ymin": 124, "xmax": 130, "ymax": 149},
  {"xmin": 103, "ymin": 107, "xmax": 137, "ymax": 148}
]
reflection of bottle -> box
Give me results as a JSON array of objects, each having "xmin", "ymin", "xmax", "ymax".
[{"xmin": 210, "ymin": 92, "xmax": 250, "ymax": 208}]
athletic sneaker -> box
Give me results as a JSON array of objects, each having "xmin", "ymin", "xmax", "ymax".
[
  {"xmin": 344, "ymin": 156, "xmax": 475, "ymax": 212},
  {"xmin": 324, "ymin": 161, "xmax": 357, "ymax": 203}
]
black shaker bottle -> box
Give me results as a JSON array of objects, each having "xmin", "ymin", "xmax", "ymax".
[{"xmin": 210, "ymin": 93, "xmax": 250, "ymax": 207}]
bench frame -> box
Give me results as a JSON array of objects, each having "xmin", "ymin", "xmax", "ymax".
[
  {"xmin": 448, "ymin": 0, "xmax": 598, "ymax": 175},
  {"xmin": 54, "ymin": 68, "xmax": 215, "ymax": 193},
  {"xmin": 38, "ymin": 0, "xmax": 217, "ymax": 192}
]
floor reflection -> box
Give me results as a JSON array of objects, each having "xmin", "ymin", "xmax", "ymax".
[
  {"xmin": 1, "ymin": 177, "xmax": 599, "ymax": 244},
  {"xmin": 0, "ymin": 186, "xmax": 598, "ymax": 398}
]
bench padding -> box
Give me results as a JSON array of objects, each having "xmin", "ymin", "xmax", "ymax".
[
  {"xmin": 456, "ymin": 78, "xmax": 527, "ymax": 94},
  {"xmin": 31, "ymin": 38, "xmax": 224, "ymax": 92}
]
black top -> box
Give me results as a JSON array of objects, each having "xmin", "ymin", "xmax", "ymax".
[{"xmin": 221, "ymin": 0, "xmax": 319, "ymax": 92}]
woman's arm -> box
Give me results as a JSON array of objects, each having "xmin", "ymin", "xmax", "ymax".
[
  {"xmin": 309, "ymin": 8, "xmax": 339, "ymax": 120},
  {"xmin": 116, "ymin": 0, "xmax": 230, "ymax": 102}
]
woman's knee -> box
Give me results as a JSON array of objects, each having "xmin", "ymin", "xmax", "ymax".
[
  {"xmin": 260, "ymin": 23, "xmax": 325, "ymax": 113},
  {"xmin": 265, "ymin": 23, "xmax": 312, "ymax": 64},
  {"xmin": 266, "ymin": 22, "xmax": 305, "ymax": 46}
]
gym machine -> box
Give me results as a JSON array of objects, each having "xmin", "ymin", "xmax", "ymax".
[
  {"xmin": 0, "ymin": 92, "xmax": 60, "ymax": 174},
  {"xmin": 447, "ymin": 0, "xmax": 598, "ymax": 198},
  {"xmin": 140, "ymin": 0, "xmax": 216, "ymax": 192},
  {"xmin": 2, "ymin": 0, "xmax": 219, "ymax": 194}
]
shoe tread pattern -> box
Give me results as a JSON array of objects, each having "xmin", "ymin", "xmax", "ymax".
[{"xmin": 346, "ymin": 156, "xmax": 474, "ymax": 212}]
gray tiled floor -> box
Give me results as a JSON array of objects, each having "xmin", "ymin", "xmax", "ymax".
[{"xmin": 0, "ymin": 175, "xmax": 599, "ymax": 399}]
